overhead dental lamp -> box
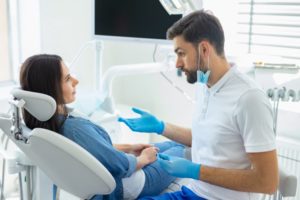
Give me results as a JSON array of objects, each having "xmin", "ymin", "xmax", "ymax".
[{"xmin": 159, "ymin": 0, "xmax": 203, "ymax": 15}]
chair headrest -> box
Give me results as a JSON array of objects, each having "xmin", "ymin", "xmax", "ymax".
[{"xmin": 11, "ymin": 88, "xmax": 56, "ymax": 121}]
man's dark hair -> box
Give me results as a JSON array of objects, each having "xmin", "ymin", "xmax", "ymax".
[{"xmin": 167, "ymin": 10, "xmax": 225, "ymax": 56}]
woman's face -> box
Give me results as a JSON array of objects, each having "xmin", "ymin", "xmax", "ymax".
[{"xmin": 61, "ymin": 62, "xmax": 79, "ymax": 104}]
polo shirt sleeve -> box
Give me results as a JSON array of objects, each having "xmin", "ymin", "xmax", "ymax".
[{"xmin": 233, "ymin": 89, "xmax": 276, "ymax": 153}]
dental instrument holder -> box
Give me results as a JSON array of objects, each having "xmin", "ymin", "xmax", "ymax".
[
  {"xmin": 267, "ymin": 87, "xmax": 300, "ymax": 135},
  {"xmin": 267, "ymin": 87, "xmax": 300, "ymax": 102}
]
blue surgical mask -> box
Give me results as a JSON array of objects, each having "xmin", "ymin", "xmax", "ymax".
[
  {"xmin": 196, "ymin": 46, "xmax": 211, "ymax": 84},
  {"xmin": 197, "ymin": 70, "xmax": 211, "ymax": 84}
]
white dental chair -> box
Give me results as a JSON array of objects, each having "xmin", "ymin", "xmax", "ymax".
[{"xmin": 0, "ymin": 88, "xmax": 116, "ymax": 200}]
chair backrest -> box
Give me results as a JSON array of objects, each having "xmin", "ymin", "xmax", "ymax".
[
  {"xmin": 0, "ymin": 88, "xmax": 116, "ymax": 199},
  {"xmin": 17, "ymin": 128, "xmax": 116, "ymax": 199}
]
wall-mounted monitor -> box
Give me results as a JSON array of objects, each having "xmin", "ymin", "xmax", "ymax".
[{"xmin": 93, "ymin": 0, "xmax": 182, "ymax": 43}]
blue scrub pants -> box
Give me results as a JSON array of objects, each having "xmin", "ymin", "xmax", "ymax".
[{"xmin": 139, "ymin": 186, "xmax": 206, "ymax": 200}]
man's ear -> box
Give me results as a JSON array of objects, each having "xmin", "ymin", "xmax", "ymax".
[{"xmin": 199, "ymin": 41, "xmax": 210, "ymax": 57}]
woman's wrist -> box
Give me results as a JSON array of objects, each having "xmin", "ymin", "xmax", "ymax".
[
  {"xmin": 114, "ymin": 144, "xmax": 131, "ymax": 153},
  {"xmin": 136, "ymin": 155, "xmax": 148, "ymax": 170}
]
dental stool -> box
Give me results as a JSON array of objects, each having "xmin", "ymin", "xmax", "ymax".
[{"xmin": 0, "ymin": 88, "xmax": 116, "ymax": 200}]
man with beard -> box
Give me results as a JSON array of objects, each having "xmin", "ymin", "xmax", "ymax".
[{"xmin": 119, "ymin": 10, "xmax": 278, "ymax": 200}]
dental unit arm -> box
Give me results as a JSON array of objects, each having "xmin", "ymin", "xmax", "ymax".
[
  {"xmin": 99, "ymin": 62, "xmax": 173, "ymax": 114},
  {"xmin": 159, "ymin": 0, "xmax": 202, "ymax": 15}
]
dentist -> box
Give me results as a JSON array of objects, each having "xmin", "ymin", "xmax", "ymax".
[{"xmin": 119, "ymin": 10, "xmax": 278, "ymax": 200}]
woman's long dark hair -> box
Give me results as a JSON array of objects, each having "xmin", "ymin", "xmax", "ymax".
[{"xmin": 20, "ymin": 54, "xmax": 67, "ymax": 132}]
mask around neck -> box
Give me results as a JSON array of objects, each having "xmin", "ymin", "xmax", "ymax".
[
  {"xmin": 197, "ymin": 70, "xmax": 211, "ymax": 84},
  {"xmin": 196, "ymin": 44, "xmax": 211, "ymax": 84}
]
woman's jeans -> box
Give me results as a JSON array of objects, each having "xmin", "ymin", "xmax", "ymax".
[{"xmin": 138, "ymin": 141, "xmax": 185, "ymax": 198}]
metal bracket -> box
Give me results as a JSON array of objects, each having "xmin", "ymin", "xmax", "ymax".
[{"xmin": 8, "ymin": 98, "xmax": 27, "ymax": 142}]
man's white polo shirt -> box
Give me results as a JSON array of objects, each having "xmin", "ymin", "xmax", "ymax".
[{"xmin": 189, "ymin": 66, "xmax": 276, "ymax": 200}]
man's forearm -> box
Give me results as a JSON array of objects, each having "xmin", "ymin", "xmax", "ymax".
[
  {"xmin": 200, "ymin": 166, "xmax": 277, "ymax": 194},
  {"xmin": 200, "ymin": 151, "xmax": 279, "ymax": 194},
  {"xmin": 163, "ymin": 123, "xmax": 192, "ymax": 146}
]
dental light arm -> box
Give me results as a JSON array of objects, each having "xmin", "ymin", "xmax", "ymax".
[
  {"xmin": 100, "ymin": 62, "xmax": 172, "ymax": 114},
  {"xmin": 159, "ymin": 0, "xmax": 202, "ymax": 15}
]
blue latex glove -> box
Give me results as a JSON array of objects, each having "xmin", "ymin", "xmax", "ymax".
[
  {"xmin": 157, "ymin": 153, "xmax": 201, "ymax": 180},
  {"xmin": 118, "ymin": 107, "xmax": 165, "ymax": 134}
]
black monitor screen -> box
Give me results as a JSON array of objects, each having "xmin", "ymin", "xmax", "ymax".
[{"xmin": 94, "ymin": 0, "xmax": 182, "ymax": 41}]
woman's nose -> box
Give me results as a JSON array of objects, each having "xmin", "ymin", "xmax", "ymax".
[{"xmin": 73, "ymin": 77, "xmax": 79, "ymax": 86}]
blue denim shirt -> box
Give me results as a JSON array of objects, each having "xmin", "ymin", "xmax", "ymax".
[{"xmin": 59, "ymin": 115, "xmax": 137, "ymax": 200}]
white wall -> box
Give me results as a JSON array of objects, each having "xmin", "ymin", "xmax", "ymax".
[
  {"xmin": 0, "ymin": 0, "xmax": 41, "ymax": 111},
  {"xmin": 19, "ymin": 0, "xmax": 41, "ymax": 61},
  {"xmin": 203, "ymin": 0, "xmax": 239, "ymax": 56}
]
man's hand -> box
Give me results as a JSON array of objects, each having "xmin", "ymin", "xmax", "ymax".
[
  {"xmin": 157, "ymin": 153, "xmax": 201, "ymax": 180},
  {"xmin": 118, "ymin": 107, "xmax": 165, "ymax": 134}
]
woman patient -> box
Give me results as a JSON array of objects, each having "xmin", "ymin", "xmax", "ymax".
[{"xmin": 19, "ymin": 54, "xmax": 184, "ymax": 200}]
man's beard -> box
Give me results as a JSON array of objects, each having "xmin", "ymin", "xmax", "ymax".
[{"xmin": 185, "ymin": 70, "xmax": 197, "ymax": 84}]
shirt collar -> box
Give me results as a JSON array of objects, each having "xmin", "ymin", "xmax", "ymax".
[{"xmin": 206, "ymin": 66, "xmax": 236, "ymax": 95}]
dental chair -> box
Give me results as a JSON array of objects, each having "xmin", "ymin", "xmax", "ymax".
[{"xmin": 0, "ymin": 88, "xmax": 116, "ymax": 200}]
